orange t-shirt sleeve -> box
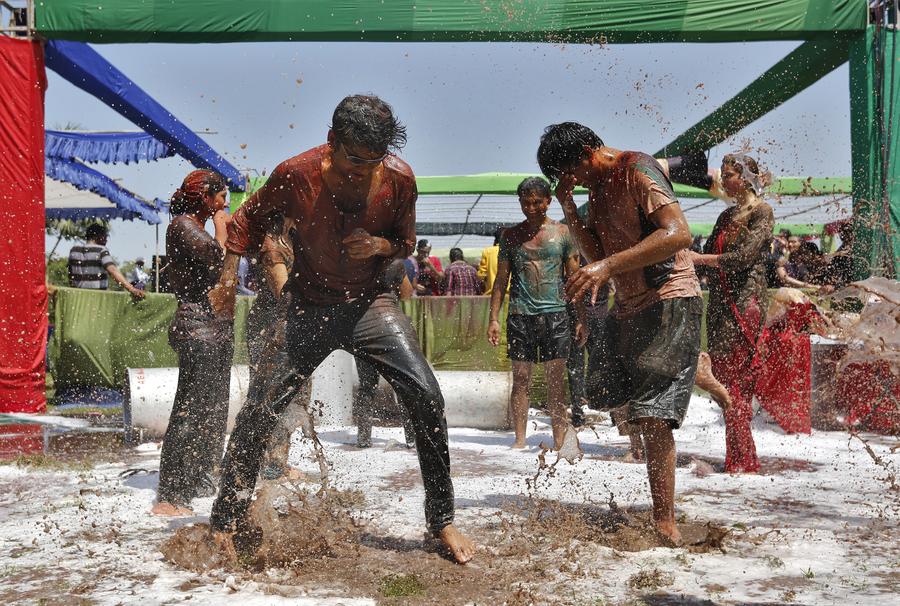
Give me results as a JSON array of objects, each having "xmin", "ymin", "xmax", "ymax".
[
  {"xmin": 390, "ymin": 176, "xmax": 417, "ymax": 258},
  {"xmin": 226, "ymin": 162, "xmax": 293, "ymax": 255},
  {"xmin": 630, "ymin": 156, "xmax": 679, "ymax": 219}
]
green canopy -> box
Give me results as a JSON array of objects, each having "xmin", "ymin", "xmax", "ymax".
[
  {"xmin": 231, "ymin": 173, "xmax": 851, "ymax": 208},
  {"xmin": 228, "ymin": 173, "xmax": 847, "ymax": 237},
  {"xmin": 36, "ymin": 1, "xmax": 866, "ymax": 44}
]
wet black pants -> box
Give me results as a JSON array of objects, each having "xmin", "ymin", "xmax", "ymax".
[
  {"xmin": 157, "ymin": 312, "xmax": 234, "ymax": 506},
  {"xmin": 354, "ymin": 356, "xmax": 416, "ymax": 446},
  {"xmin": 211, "ymin": 293, "xmax": 455, "ymax": 533}
]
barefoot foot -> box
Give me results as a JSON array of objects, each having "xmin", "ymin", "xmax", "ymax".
[
  {"xmin": 436, "ymin": 524, "xmax": 476, "ymax": 564},
  {"xmin": 510, "ymin": 439, "xmax": 527, "ymax": 449},
  {"xmin": 654, "ymin": 520, "xmax": 683, "ymax": 547},
  {"xmin": 211, "ymin": 530, "xmax": 239, "ymax": 562},
  {"xmin": 151, "ymin": 501, "xmax": 193, "ymax": 516}
]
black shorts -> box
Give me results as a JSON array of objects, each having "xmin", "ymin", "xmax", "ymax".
[
  {"xmin": 586, "ymin": 297, "xmax": 702, "ymax": 429},
  {"xmin": 507, "ymin": 311, "xmax": 571, "ymax": 363}
]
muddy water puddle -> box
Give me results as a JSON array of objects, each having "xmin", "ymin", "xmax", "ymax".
[
  {"xmin": 161, "ymin": 479, "xmax": 730, "ymax": 604},
  {"xmin": 0, "ymin": 414, "xmax": 128, "ymax": 466}
]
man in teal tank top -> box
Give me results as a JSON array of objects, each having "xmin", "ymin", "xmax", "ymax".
[{"xmin": 487, "ymin": 177, "xmax": 586, "ymax": 449}]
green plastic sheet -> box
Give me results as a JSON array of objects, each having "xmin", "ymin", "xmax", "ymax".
[
  {"xmin": 36, "ymin": 1, "xmax": 865, "ymax": 44},
  {"xmin": 231, "ymin": 174, "xmax": 851, "ymax": 211},
  {"xmin": 49, "ymin": 287, "xmax": 252, "ymax": 390},
  {"xmin": 49, "ymin": 287, "xmax": 721, "ymax": 398}
]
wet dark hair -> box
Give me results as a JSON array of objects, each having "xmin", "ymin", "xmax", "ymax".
[
  {"xmin": 449, "ymin": 248, "xmax": 464, "ymax": 262},
  {"xmin": 537, "ymin": 122, "xmax": 605, "ymax": 183},
  {"xmin": 779, "ymin": 228, "xmax": 793, "ymax": 238},
  {"xmin": 416, "ymin": 239, "xmax": 430, "ymax": 251},
  {"xmin": 170, "ymin": 170, "xmax": 227, "ymax": 216},
  {"xmin": 85, "ymin": 223, "xmax": 108, "ymax": 241},
  {"xmin": 331, "ymin": 95, "xmax": 407, "ymax": 154},
  {"xmin": 492, "ymin": 226, "xmax": 504, "ymax": 245},
  {"xmin": 517, "ymin": 176, "xmax": 551, "ymax": 199}
]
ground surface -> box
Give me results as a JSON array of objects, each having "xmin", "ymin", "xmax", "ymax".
[{"xmin": 0, "ymin": 396, "xmax": 897, "ymax": 605}]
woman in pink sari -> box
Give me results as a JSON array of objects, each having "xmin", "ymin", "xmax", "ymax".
[{"xmin": 691, "ymin": 154, "xmax": 774, "ymax": 473}]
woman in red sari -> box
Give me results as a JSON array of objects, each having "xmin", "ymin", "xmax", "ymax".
[{"xmin": 690, "ymin": 154, "xmax": 774, "ymax": 473}]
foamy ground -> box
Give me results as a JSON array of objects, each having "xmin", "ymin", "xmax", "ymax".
[{"xmin": 0, "ymin": 395, "xmax": 897, "ymax": 605}]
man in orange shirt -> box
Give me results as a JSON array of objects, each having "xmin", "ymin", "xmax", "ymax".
[
  {"xmin": 208, "ymin": 95, "xmax": 474, "ymax": 564},
  {"xmin": 538, "ymin": 122, "xmax": 702, "ymax": 546}
]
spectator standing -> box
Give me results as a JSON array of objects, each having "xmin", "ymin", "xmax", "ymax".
[
  {"xmin": 414, "ymin": 239, "xmax": 444, "ymax": 295},
  {"xmin": 444, "ymin": 248, "xmax": 482, "ymax": 296},
  {"xmin": 236, "ymin": 256, "xmax": 256, "ymax": 295},
  {"xmin": 68, "ymin": 223, "xmax": 144, "ymax": 299},
  {"xmin": 477, "ymin": 227, "xmax": 505, "ymax": 293}
]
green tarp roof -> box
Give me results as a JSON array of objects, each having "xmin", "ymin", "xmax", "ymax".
[
  {"xmin": 36, "ymin": 1, "xmax": 867, "ymax": 44},
  {"xmin": 231, "ymin": 173, "xmax": 851, "ymax": 205},
  {"xmin": 229, "ymin": 173, "xmax": 850, "ymax": 237}
]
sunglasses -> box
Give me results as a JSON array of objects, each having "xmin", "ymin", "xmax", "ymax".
[{"xmin": 339, "ymin": 142, "xmax": 387, "ymax": 166}]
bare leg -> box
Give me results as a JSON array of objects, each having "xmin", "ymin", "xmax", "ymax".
[
  {"xmin": 639, "ymin": 417, "xmax": 681, "ymax": 545},
  {"xmin": 627, "ymin": 431, "xmax": 645, "ymax": 462},
  {"xmin": 695, "ymin": 352, "xmax": 731, "ymax": 411},
  {"xmin": 510, "ymin": 361, "xmax": 533, "ymax": 448},
  {"xmin": 436, "ymin": 524, "xmax": 476, "ymax": 564},
  {"xmin": 544, "ymin": 358, "xmax": 569, "ymax": 449}
]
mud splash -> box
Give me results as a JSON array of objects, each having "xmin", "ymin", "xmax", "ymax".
[
  {"xmin": 160, "ymin": 482, "xmax": 365, "ymax": 572},
  {"xmin": 493, "ymin": 497, "xmax": 730, "ymax": 554}
]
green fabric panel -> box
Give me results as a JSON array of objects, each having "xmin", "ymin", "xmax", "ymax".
[
  {"xmin": 49, "ymin": 287, "xmax": 251, "ymax": 390},
  {"xmin": 849, "ymin": 26, "xmax": 900, "ymax": 279},
  {"xmin": 418, "ymin": 297, "xmax": 511, "ymax": 372},
  {"xmin": 36, "ymin": 1, "xmax": 865, "ymax": 44},
  {"xmin": 48, "ymin": 288, "xmax": 805, "ymax": 401},
  {"xmin": 657, "ymin": 38, "xmax": 850, "ymax": 156}
]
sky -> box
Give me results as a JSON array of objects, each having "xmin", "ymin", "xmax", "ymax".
[{"xmin": 43, "ymin": 39, "xmax": 852, "ymax": 262}]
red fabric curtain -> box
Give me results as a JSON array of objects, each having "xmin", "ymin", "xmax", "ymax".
[{"xmin": 0, "ymin": 37, "xmax": 47, "ymax": 413}]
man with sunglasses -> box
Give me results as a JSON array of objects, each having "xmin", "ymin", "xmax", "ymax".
[{"xmin": 207, "ymin": 95, "xmax": 475, "ymax": 564}]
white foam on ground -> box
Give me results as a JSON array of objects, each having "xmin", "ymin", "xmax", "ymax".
[{"xmin": 0, "ymin": 394, "xmax": 896, "ymax": 604}]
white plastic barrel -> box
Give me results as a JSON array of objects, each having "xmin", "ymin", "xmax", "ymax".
[
  {"xmin": 124, "ymin": 357, "xmax": 511, "ymax": 437},
  {"xmin": 436, "ymin": 370, "xmax": 511, "ymax": 429},
  {"xmin": 124, "ymin": 365, "xmax": 250, "ymax": 437}
]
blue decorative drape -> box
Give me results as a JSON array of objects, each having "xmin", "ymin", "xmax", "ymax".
[
  {"xmin": 46, "ymin": 130, "xmax": 174, "ymax": 165},
  {"xmin": 45, "ymin": 157, "xmax": 162, "ymax": 224},
  {"xmin": 45, "ymin": 40, "xmax": 245, "ymax": 190}
]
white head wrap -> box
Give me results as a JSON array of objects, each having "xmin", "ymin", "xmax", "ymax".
[{"xmin": 725, "ymin": 153, "xmax": 769, "ymax": 195}]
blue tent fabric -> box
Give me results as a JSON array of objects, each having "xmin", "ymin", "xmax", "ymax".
[
  {"xmin": 46, "ymin": 130, "xmax": 174, "ymax": 164},
  {"xmin": 45, "ymin": 156, "xmax": 162, "ymax": 224},
  {"xmin": 45, "ymin": 205, "xmax": 155, "ymax": 223},
  {"xmin": 44, "ymin": 40, "xmax": 245, "ymax": 190}
]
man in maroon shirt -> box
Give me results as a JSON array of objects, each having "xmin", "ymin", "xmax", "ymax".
[
  {"xmin": 208, "ymin": 95, "xmax": 474, "ymax": 564},
  {"xmin": 538, "ymin": 122, "xmax": 702, "ymax": 546}
]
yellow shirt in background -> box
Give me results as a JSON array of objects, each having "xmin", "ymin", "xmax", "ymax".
[{"xmin": 477, "ymin": 244, "xmax": 509, "ymax": 293}]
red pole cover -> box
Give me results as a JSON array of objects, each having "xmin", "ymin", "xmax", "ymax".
[{"xmin": 0, "ymin": 37, "xmax": 48, "ymax": 413}]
